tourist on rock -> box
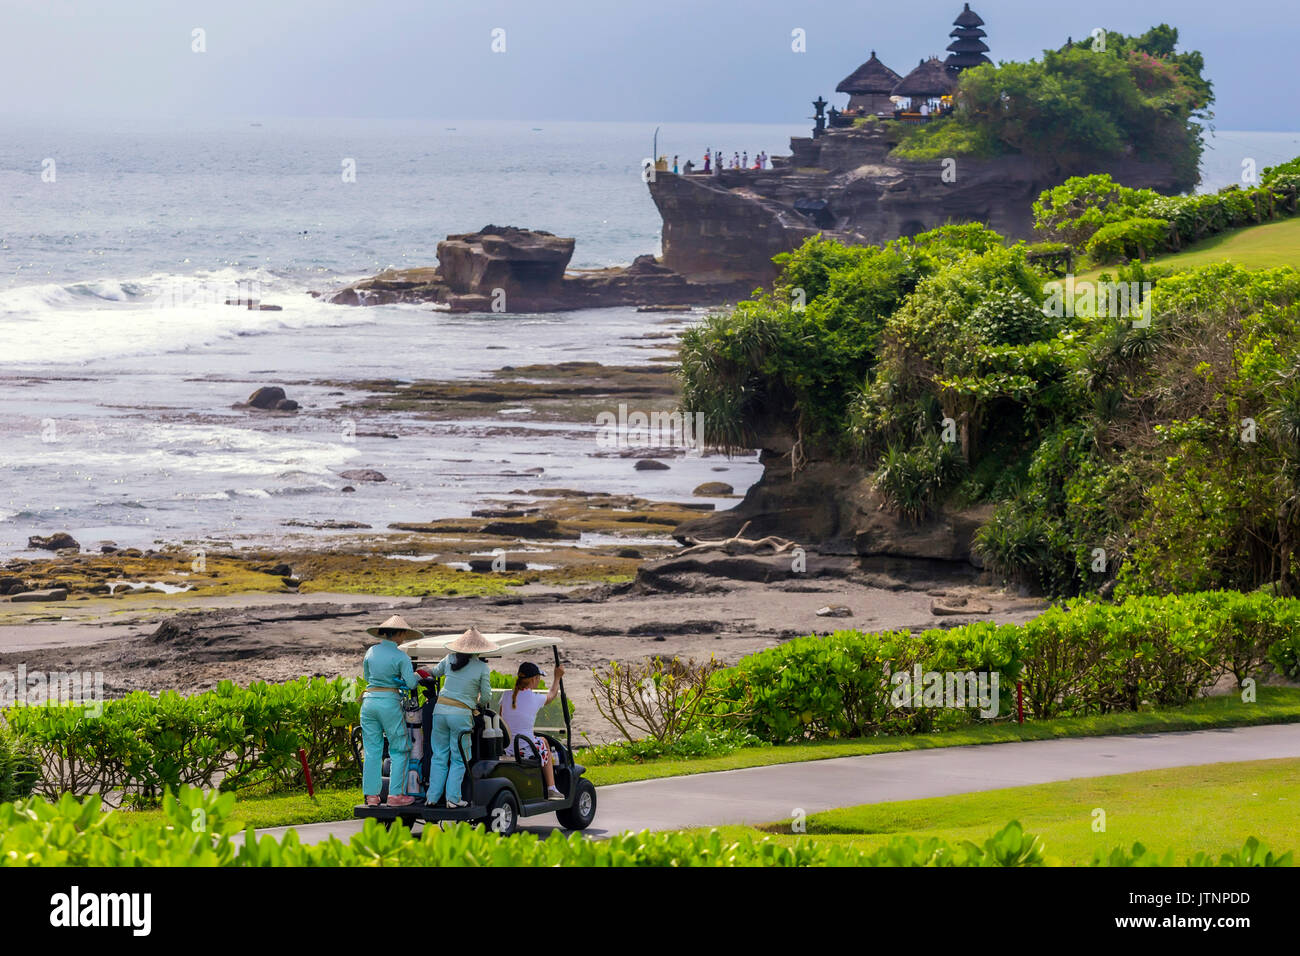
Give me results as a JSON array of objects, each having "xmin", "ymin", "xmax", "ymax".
[
  {"xmin": 703, "ymin": 149, "xmax": 711, "ymax": 173},
  {"xmin": 672, "ymin": 155, "xmax": 679, "ymax": 174},
  {"xmin": 742, "ymin": 151, "xmax": 748, "ymax": 169}
]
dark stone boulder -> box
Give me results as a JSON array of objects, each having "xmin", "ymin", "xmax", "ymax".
[
  {"xmin": 28, "ymin": 532, "xmax": 79, "ymax": 552},
  {"xmin": 246, "ymin": 386, "xmax": 287, "ymax": 409},
  {"xmin": 692, "ymin": 481, "xmax": 734, "ymax": 496},
  {"xmin": 338, "ymin": 469, "xmax": 387, "ymax": 482},
  {"xmin": 635, "ymin": 459, "xmax": 670, "ymax": 471},
  {"xmin": 478, "ymin": 518, "xmax": 577, "ymax": 540},
  {"xmin": 467, "ymin": 557, "xmax": 529, "ymax": 572}
]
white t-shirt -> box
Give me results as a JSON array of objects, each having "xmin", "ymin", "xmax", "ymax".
[{"xmin": 499, "ymin": 688, "xmax": 546, "ymax": 741}]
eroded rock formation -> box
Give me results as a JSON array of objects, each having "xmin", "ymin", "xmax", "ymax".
[
  {"xmin": 650, "ymin": 125, "xmax": 1188, "ymax": 284},
  {"xmin": 325, "ymin": 225, "xmax": 752, "ymax": 312}
]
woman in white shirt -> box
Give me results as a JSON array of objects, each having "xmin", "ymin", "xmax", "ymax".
[{"xmin": 499, "ymin": 661, "xmax": 566, "ymax": 800}]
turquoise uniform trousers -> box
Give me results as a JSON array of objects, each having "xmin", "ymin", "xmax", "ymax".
[
  {"xmin": 426, "ymin": 705, "xmax": 475, "ymax": 804},
  {"xmin": 361, "ymin": 693, "xmax": 410, "ymax": 797}
]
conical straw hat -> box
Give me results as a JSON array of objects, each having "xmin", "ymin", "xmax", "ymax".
[
  {"xmin": 445, "ymin": 626, "xmax": 499, "ymax": 653},
  {"xmin": 365, "ymin": 615, "xmax": 424, "ymax": 641}
]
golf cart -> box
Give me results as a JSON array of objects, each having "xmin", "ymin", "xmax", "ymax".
[{"xmin": 352, "ymin": 633, "xmax": 597, "ymax": 834}]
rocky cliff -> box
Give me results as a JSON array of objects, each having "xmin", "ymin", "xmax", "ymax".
[
  {"xmin": 649, "ymin": 125, "xmax": 1188, "ymax": 284},
  {"xmin": 675, "ymin": 442, "xmax": 992, "ymax": 579}
]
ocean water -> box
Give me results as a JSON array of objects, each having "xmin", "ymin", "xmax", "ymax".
[
  {"xmin": 0, "ymin": 119, "xmax": 803, "ymax": 554},
  {"xmin": 0, "ymin": 120, "xmax": 1295, "ymax": 556}
]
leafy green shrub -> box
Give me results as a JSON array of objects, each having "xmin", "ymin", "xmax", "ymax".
[
  {"xmin": 890, "ymin": 116, "xmax": 1002, "ymax": 161},
  {"xmin": 973, "ymin": 507, "xmax": 1056, "ymax": 590},
  {"xmin": 678, "ymin": 227, "xmax": 1001, "ymax": 458},
  {"xmin": 1032, "ymin": 174, "xmax": 1159, "ymax": 247},
  {"xmin": 1096, "ymin": 836, "xmax": 1292, "ymax": 867},
  {"xmin": 3, "ymin": 677, "xmax": 360, "ymax": 806},
  {"xmin": 1263, "ymin": 156, "xmax": 1300, "ymax": 187},
  {"xmin": 1085, "ymin": 217, "xmax": 1171, "ymax": 263},
  {"xmin": 873, "ymin": 440, "xmax": 967, "ymax": 521},
  {"xmin": 694, "ymin": 592, "xmax": 1298, "ymax": 742},
  {"xmin": 1268, "ymin": 631, "xmax": 1300, "ymax": 680},
  {"xmin": 1, "ymin": 789, "xmax": 1286, "ymax": 867},
  {"xmin": 702, "ymin": 625, "xmax": 1021, "ymax": 744},
  {"xmin": 0, "ymin": 727, "xmax": 37, "ymax": 802}
]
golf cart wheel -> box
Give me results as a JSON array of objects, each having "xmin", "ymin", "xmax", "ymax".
[
  {"xmin": 556, "ymin": 779, "xmax": 597, "ymax": 831},
  {"xmin": 486, "ymin": 791, "xmax": 520, "ymax": 836}
]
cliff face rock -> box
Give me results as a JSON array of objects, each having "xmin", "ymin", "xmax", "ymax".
[
  {"xmin": 675, "ymin": 449, "xmax": 990, "ymax": 576},
  {"xmin": 325, "ymin": 226, "xmax": 752, "ymax": 312},
  {"xmin": 649, "ymin": 125, "xmax": 1188, "ymax": 284}
]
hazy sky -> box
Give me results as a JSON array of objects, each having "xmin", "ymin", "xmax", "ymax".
[{"xmin": 2, "ymin": 0, "xmax": 1292, "ymax": 129}]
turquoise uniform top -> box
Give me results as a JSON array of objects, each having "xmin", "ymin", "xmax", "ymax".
[
  {"xmin": 362, "ymin": 639, "xmax": 419, "ymax": 692},
  {"xmin": 432, "ymin": 655, "xmax": 493, "ymax": 710}
]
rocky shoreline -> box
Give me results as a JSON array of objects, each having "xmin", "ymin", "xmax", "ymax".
[{"xmin": 0, "ymin": 514, "xmax": 1043, "ymax": 742}]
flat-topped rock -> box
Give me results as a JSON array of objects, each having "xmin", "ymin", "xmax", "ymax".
[{"xmin": 324, "ymin": 226, "xmax": 752, "ymax": 312}]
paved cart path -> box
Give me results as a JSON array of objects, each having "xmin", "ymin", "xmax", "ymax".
[{"xmin": 245, "ymin": 723, "xmax": 1300, "ymax": 844}]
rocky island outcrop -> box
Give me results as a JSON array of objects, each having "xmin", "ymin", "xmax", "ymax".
[
  {"xmin": 325, "ymin": 225, "xmax": 752, "ymax": 312},
  {"xmin": 648, "ymin": 123, "xmax": 1188, "ymax": 286},
  {"xmin": 325, "ymin": 127, "xmax": 1188, "ymax": 311}
]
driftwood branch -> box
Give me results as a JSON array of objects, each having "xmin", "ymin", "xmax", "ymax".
[{"xmin": 676, "ymin": 521, "xmax": 799, "ymax": 556}]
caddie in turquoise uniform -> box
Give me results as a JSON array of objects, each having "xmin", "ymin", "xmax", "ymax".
[
  {"xmin": 361, "ymin": 615, "xmax": 423, "ymax": 807},
  {"xmin": 425, "ymin": 626, "xmax": 498, "ymax": 808}
]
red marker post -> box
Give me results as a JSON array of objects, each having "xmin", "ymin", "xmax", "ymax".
[
  {"xmin": 1016, "ymin": 681, "xmax": 1024, "ymax": 725},
  {"xmin": 297, "ymin": 748, "xmax": 315, "ymax": 798}
]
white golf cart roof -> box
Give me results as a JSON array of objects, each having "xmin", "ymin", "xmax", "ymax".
[{"xmin": 400, "ymin": 632, "xmax": 563, "ymax": 659}]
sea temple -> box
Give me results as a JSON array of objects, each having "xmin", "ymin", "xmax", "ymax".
[{"xmin": 826, "ymin": 3, "xmax": 991, "ymax": 131}]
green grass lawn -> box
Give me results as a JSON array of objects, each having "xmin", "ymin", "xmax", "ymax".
[
  {"xmin": 1075, "ymin": 215, "xmax": 1300, "ymax": 283},
  {"xmin": 703, "ymin": 758, "xmax": 1300, "ymax": 865},
  {"xmin": 583, "ymin": 686, "xmax": 1300, "ymax": 785},
  {"xmin": 110, "ymin": 686, "xmax": 1300, "ymax": 830}
]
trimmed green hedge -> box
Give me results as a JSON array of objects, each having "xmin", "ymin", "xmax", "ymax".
[
  {"xmin": 1035, "ymin": 167, "xmax": 1300, "ymax": 265},
  {"xmin": 704, "ymin": 591, "xmax": 1299, "ymax": 742},
  {"xmin": 2, "ymin": 677, "xmax": 359, "ymax": 806},
  {"xmin": 0, "ymin": 787, "xmax": 1289, "ymax": 866}
]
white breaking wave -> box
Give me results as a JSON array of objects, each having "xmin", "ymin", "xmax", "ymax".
[
  {"xmin": 0, "ymin": 268, "xmax": 374, "ymax": 365},
  {"xmin": 0, "ymin": 421, "xmax": 360, "ymax": 480}
]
